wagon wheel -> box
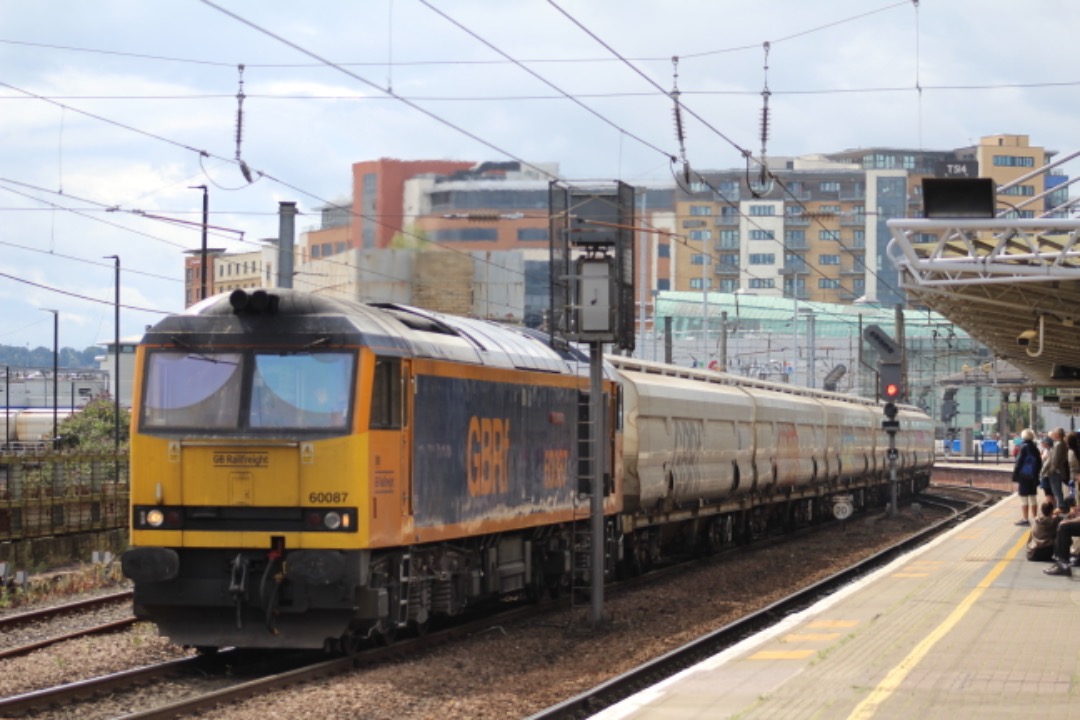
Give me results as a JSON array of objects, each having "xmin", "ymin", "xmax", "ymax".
[
  {"xmin": 705, "ymin": 517, "xmax": 725, "ymax": 554},
  {"xmin": 722, "ymin": 514, "xmax": 734, "ymax": 545}
]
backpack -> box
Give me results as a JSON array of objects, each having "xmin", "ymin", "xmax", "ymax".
[{"xmin": 1019, "ymin": 450, "xmax": 1038, "ymax": 480}]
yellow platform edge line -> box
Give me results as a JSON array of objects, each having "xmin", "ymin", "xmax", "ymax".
[{"xmin": 845, "ymin": 531, "xmax": 1028, "ymax": 720}]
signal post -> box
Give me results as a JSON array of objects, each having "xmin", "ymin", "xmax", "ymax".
[
  {"xmin": 865, "ymin": 325, "xmax": 904, "ymax": 518},
  {"xmin": 549, "ymin": 181, "xmax": 636, "ymax": 628}
]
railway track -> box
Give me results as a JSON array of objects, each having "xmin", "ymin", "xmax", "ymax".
[
  {"xmin": 2, "ymin": 493, "xmax": 986, "ymax": 718},
  {"xmin": 0, "ymin": 601, "xmax": 543, "ymax": 719},
  {"xmin": 0, "ymin": 590, "xmax": 135, "ymax": 660}
]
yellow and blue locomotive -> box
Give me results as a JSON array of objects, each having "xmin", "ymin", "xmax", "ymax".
[{"xmin": 121, "ymin": 288, "xmax": 933, "ymax": 651}]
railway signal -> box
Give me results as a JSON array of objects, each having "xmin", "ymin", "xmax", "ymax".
[{"xmin": 879, "ymin": 362, "xmax": 903, "ymax": 404}]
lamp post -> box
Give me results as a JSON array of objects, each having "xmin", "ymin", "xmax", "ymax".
[
  {"xmin": 104, "ymin": 255, "xmax": 120, "ymax": 454},
  {"xmin": 190, "ymin": 185, "xmax": 209, "ymax": 300},
  {"xmin": 41, "ymin": 309, "xmax": 58, "ymax": 447}
]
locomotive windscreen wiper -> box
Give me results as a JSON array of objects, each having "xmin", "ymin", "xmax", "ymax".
[{"xmin": 168, "ymin": 336, "xmax": 238, "ymax": 365}]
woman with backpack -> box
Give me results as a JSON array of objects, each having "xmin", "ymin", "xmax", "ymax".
[{"xmin": 1013, "ymin": 428, "xmax": 1043, "ymax": 525}]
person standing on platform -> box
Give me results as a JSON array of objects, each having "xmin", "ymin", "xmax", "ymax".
[
  {"xmin": 1047, "ymin": 428, "xmax": 1069, "ymax": 509},
  {"xmin": 1067, "ymin": 431, "xmax": 1080, "ymax": 503},
  {"xmin": 1012, "ymin": 428, "xmax": 1042, "ymax": 526},
  {"xmin": 1039, "ymin": 436, "xmax": 1054, "ymax": 503}
]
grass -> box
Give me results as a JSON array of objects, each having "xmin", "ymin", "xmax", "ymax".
[{"xmin": 0, "ymin": 562, "xmax": 128, "ymax": 610}]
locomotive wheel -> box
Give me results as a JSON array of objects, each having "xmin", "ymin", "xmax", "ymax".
[
  {"xmin": 376, "ymin": 621, "xmax": 397, "ymax": 646},
  {"xmin": 341, "ymin": 630, "xmax": 364, "ymax": 658}
]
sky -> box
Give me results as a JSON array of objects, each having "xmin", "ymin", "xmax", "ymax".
[{"xmin": 2, "ymin": 0, "xmax": 1079, "ymax": 355}]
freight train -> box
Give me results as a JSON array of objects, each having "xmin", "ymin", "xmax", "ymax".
[{"xmin": 121, "ymin": 289, "xmax": 935, "ymax": 652}]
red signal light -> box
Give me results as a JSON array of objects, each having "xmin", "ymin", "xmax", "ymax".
[{"xmin": 884, "ymin": 383, "xmax": 900, "ymax": 398}]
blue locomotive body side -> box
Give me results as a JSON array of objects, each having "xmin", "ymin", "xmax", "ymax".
[{"xmin": 412, "ymin": 374, "xmax": 580, "ymax": 529}]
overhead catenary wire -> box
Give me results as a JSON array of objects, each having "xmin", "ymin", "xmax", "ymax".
[{"xmin": 2, "ymin": 0, "xmax": 954, "ymax": 321}]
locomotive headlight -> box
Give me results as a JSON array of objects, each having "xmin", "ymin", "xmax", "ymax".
[
  {"xmin": 146, "ymin": 509, "xmax": 166, "ymax": 527},
  {"xmin": 323, "ymin": 511, "xmax": 342, "ymax": 530}
]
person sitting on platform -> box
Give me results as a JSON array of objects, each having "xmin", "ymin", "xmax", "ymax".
[
  {"xmin": 1043, "ymin": 497, "xmax": 1080, "ymax": 576},
  {"xmin": 1028, "ymin": 502, "xmax": 1062, "ymax": 562}
]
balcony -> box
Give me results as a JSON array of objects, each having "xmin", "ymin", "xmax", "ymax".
[
  {"xmin": 780, "ymin": 264, "xmax": 810, "ymax": 276},
  {"xmin": 713, "ymin": 215, "xmax": 740, "ymax": 226}
]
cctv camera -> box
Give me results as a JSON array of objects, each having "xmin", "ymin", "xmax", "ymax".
[{"xmin": 1017, "ymin": 329, "xmax": 1038, "ymax": 346}]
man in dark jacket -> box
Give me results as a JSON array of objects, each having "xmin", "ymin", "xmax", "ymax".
[{"xmin": 1013, "ymin": 428, "xmax": 1042, "ymax": 525}]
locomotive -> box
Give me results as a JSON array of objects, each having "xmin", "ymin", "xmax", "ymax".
[{"xmin": 121, "ymin": 288, "xmax": 934, "ymax": 652}]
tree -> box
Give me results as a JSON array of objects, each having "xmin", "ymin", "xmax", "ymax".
[
  {"xmin": 1006, "ymin": 401, "xmax": 1039, "ymax": 434},
  {"xmin": 389, "ymin": 226, "xmax": 431, "ymax": 251},
  {"xmin": 57, "ymin": 396, "xmax": 130, "ymax": 453}
]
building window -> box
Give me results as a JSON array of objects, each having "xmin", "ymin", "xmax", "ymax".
[
  {"xmin": 718, "ymin": 230, "xmax": 739, "ymax": 248},
  {"xmin": 429, "ymin": 228, "xmax": 499, "ymax": 242},
  {"xmin": 657, "ymin": 243, "xmax": 670, "ymax": 258},
  {"xmin": 749, "ymin": 229, "xmax": 775, "ymax": 241},
  {"xmin": 819, "ymin": 254, "xmax": 840, "ymax": 265},
  {"xmin": 1001, "ymin": 209, "xmax": 1035, "ymax": 219},
  {"xmin": 818, "ymin": 278, "xmax": 841, "ymax": 289},
  {"xmin": 853, "ymin": 230, "xmax": 866, "ymax": 247},
  {"xmin": 311, "ymin": 245, "xmax": 321, "ymax": 259},
  {"xmin": 690, "ymin": 278, "xmax": 713, "ymax": 289},
  {"xmin": 819, "ymin": 230, "xmax": 840, "ymax": 241},
  {"xmin": 819, "ymin": 204, "xmax": 841, "ymax": 214},
  {"xmin": 717, "ymin": 253, "xmax": 739, "ymax": 268},
  {"xmin": 334, "ymin": 242, "xmax": 346, "ymax": 254},
  {"xmin": 749, "ymin": 205, "xmax": 775, "ymax": 216},
  {"xmin": 903, "ymin": 155, "xmax": 915, "ymax": 170},
  {"xmin": 718, "ymin": 278, "xmax": 738, "ymax": 292},
  {"xmin": 993, "ymin": 155, "xmax": 1035, "ymax": 167},
  {"xmin": 657, "ymin": 278, "xmax": 671, "ymax": 291},
  {"xmin": 749, "ymin": 278, "xmax": 775, "ymax": 289},
  {"xmin": 689, "ymin": 230, "xmax": 712, "ymax": 241},
  {"xmin": 691, "ymin": 254, "xmax": 711, "ymax": 265},
  {"xmin": 517, "ymin": 228, "xmax": 548, "ymax": 241},
  {"xmin": 689, "ymin": 204, "xmax": 713, "ymax": 216},
  {"xmin": 785, "ymin": 229, "xmax": 806, "ymax": 246},
  {"xmin": 719, "ymin": 206, "xmax": 739, "ymax": 219},
  {"xmin": 748, "ymin": 253, "xmax": 775, "ymax": 265},
  {"xmin": 853, "ymin": 278, "xmax": 865, "ymax": 295},
  {"xmin": 819, "ymin": 182, "xmax": 840, "ymax": 192},
  {"xmin": 1000, "ymin": 185, "xmax": 1035, "ymax": 196}
]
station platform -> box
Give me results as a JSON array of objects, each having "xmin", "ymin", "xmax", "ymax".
[{"xmin": 593, "ymin": 494, "xmax": 1078, "ymax": 719}]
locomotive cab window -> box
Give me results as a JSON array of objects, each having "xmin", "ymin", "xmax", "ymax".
[
  {"xmin": 249, "ymin": 352, "xmax": 354, "ymax": 430},
  {"xmin": 370, "ymin": 357, "xmax": 403, "ymax": 429},
  {"xmin": 140, "ymin": 348, "xmax": 355, "ymax": 433},
  {"xmin": 142, "ymin": 351, "xmax": 244, "ymax": 429}
]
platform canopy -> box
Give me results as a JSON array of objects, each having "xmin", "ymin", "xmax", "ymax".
[{"xmin": 888, "ymin": 216, "xmax": 1080, "ymax": 388}]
